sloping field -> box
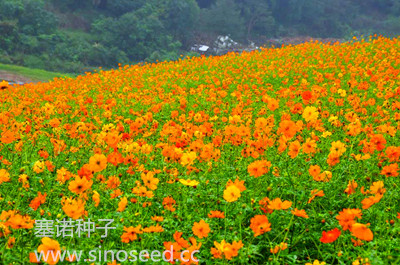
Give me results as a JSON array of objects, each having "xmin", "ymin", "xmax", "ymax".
[
  {"xmin": 0, "ymin": 63, "xmax": 74, "ymax": 84},
  {"xmin": 0, "ymin": 37, "xmax": 400, "ymax": 264}
]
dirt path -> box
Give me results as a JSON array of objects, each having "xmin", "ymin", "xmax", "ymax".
[{"xmin": 0, "ymin": 70, "xmax": 37, "ymax": 85}]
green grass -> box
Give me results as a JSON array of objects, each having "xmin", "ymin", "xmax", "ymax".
[{"xmin": 0, "ymin": 63, "xmax": 76, "ymax": 82}]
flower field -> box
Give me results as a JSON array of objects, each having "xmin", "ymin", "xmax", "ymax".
[{"xmin": 1, "ymin": 36, "xmax": 400, "ymax": 264}]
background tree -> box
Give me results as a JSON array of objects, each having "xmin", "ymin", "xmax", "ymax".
[
  {"xmin": 234, "ymin": 0, "xmax": 276, "ymax": 41},
  {"xmin": 160, "ymin": 0, "xmax": 200, "ymax": 47},
  {"xmin": 198, "ymin": 0, "xmax": 245, "ymax": 40}
]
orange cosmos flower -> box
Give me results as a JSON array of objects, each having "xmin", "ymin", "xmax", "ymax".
[
  {"xmin": 226, "ymin": 177, "xmax": 246, "ymax": 192},
  {"xmin": 121, "ymin": 225, "xmax": 143, "ymax": 243},
  {"xmin": 107, "ymin": 260, "xmax": 121, "ymax": 265},
  {"xmin": 380, "ymin": 163, "xmax": 399, "ymax": 177},
  {"xmin": 270, "ymin": 242, "xmax": 288, "ymax": 254},
  {"xmin": 268, "ymin": 198, "xmax": 292, "ymax": 210},
  {"xmin": 327, "ymin": 152, "xmax": 340, "ymax": 166},
  {"xmin": 361, "ymin": 193, "xmax": 383, "ymax": 209},
  {"xmin": 250, "ymin": 215, "xmax": 271, "ymax": 237},
  {"xmin": 68, "ymin": 176, "xmax": 93, "ymax": 194},
  {"xmin": 302, "ymin": 138, "xmax": 317, "ymax": 154},
  {"xmin": 61, "ymin": 197, "xmax": 86, "ymax": 219},
  {"xmin": 29, "ymin": 252, "xmax": 41, "ymax": 263},
  {"xmin": 308, "ymin": 189, "xmax": 325, "ymax": 203},
  {"xmin": 56, "ymin": 167, "xmax": 71, "ymax": 184},
  {"xmin": 162, "ymin": 196, "xmax": 176, "ymax": 212},
  {"xmin": 7, "ymin": 236, "xmax": 15, "ymax": 249},
  {"xmin": 45, "ymin": 160, "xmax": 55, "ymax": 172},
  {"xmin": 192, "ymin": 219, "xmax": 210, "ymax": 239},
  {"xmin": 320, "ymin": 228, "xmax": 341, "ymax": 243},
  {"xmin": 132, "ymin": 186, "xmax": 153, "ymax": 198},
  {"xmin": 50, "ymin": 138, "xmax": 66, "ymax": 156},
  {"xmin": 336, "ymin": 208, "xmax": 362, "ymax": 231},
  {"xmin": 18, "ymin": 173, "xmax": 29, "ymax": 189},
  {"xmin": 163, "ymin": 241, "xmax": 182, "ymax": 261},
  {"xmin": 370, "ymin": 134, "xmax": 386, "ymax": 151},
  {"xmin": 105, "ymin": 175, "xmax": 120, "ymax": 189},
  {"xmin": 141, "ymin": 172, "xmax": 159, "ymax": 190},
  {"xmin": 211, "ymin": 240, "xmax": 243, "ymax": 260},
  {"xmin": 258, "ymin": 197, "xmax": 273, "ymax": 214},
  {"xmin": 350, "ymin": 223, "xmax": 373, "ymax": 241},
  {"xmin": 142, "ymin": 224, "xmax": 164, "ymax": 233},
  {"xmin": 288, "ymin": 140, "xmax": 301, "ymax": 158},
  {"xmin": 0, "ymin": 169, "xmax": 10, "ymax": 184},
  {"xmin": 2, "ymin": 210, "xmax": 34, "ymax": 229},
  {"xmin": 48, "ymin": 118, "xmax": 60, "ymax": 128},
  {"xmin": 351, "ymin": 238, "xmax": 364, "ymax": 247},
  {"xmin": 278, "ymin": 135, "xmax": 288, "ymax": 153},
  {"xmin": 309, "ymin": 165, "xmax": 321, "ymax": 179},
  {"xmin": 107, "ymin": 151, "xmax": 124, "ymax": 166},
  {"xmin": 291, "ymin": 208, "xmax": 309, "ymax": 218},
  {"xmin": 92, "ymin": 190, "xmax": 100, "ymax": 207},
  {"xmin": 151, "ymin": 216, "xmax": 164, "ymax": 222},
  {"xmin": 29, "ymin": 192, "xmax": 47, "ymax": 211},
  {"xmin": 105, "ymin": 131, "xmax": 120, "ymax": 148},
  {"xmin": 9, "ymin": 215, "xmax": 34, "ymax": 230},
  {"xmin": 208, "ymin": 210, "xmax": 225, "ymax": 219},
  {"xmin": 369, "ymin": 181, "xmax": 386, "ymax": 195},
  {"xmin": 277, "ymin": 119, "xmax": 297, "ymax": 139},
  {"xmin": 352, "ymin": 153, "xmax": 371, "ymax": 161},
  {"xmin": 88, "ymin": 153, "xmax": 107, "ymax": 172},
  {"xmin": 37, "ymin": 237, "xmax": 61, "ymax": 265},
  {"xmin": 291, "ymin": 102, "xmax": 303, "ymax": 114},
  {"xmin": 316, "ymin": 170, "xmax": 332, "ymax": 182},
  {"xmin": 78, "ymin": 163, "xmax": 94, "ymax": 178},
  {"xmin": 385, "ymin": 146, "xmax": 400, "ymax": 162},
  {"xmin": 344, "ymin": 180, "xmax": 358, "ymax": 195},
  {"xmin": 223, "ymin": 185, "xmax": 241, "ymax": 202},
  {"xmin": 254, "ymin": 117, "xmax": 270, "ymax": 131},
  {"xmin": 302, "ymin": 90, "xmax": 313, "ymax": 101},
  {"xmin": 117, "ymin": 196, "xmax": 128, "ymax": 212},
  {"xmin": 267, "ymin": 98, "xmax": 279, "ymax": 111},
  {"xmin": 173, "ymin": 231, "xmax": 190, "ymax": 248},
  {"xmin": 247, "ymin": 159, "xmax": 271, "ymax": 177},
  {"xmin": 0, "ymin": 130, "xmax": 15, "ymax": 144}
]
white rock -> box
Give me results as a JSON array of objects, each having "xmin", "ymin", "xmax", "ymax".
[{"xmin": 198, "ymin": 45, "xmax": 209, "ymax": 52}]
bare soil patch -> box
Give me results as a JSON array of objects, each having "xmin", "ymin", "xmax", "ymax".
[{"xmin": 0, "ymin": 70, "xmax": 37, "ymax": 84}]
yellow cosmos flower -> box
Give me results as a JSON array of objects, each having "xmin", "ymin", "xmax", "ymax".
[
  {"xmin": 223, "ymin": 185, "xmax": 241, "ymax": 202},
  {"xmin": 33, "ymin": 161, "xmax": 46, "ymax": 174},
  {"xmin": 179, "ymin": 179, "xmax": 199, "ymax": 186},
  {"xmin": 302, "ymin": 106, "xmax": 319, "ymax": 122}
]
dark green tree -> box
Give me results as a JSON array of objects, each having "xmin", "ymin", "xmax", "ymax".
[
  {"xmin": 195, "ymin": 0, "xmax": 216, "ymax": 8},
  {"xmin": 92, "ymin": 2, "xmax": 181, "ymax": 62},
  {"xmin": 105, "ymin": 0, "xmax": 146, "ymax": 17},
  {"xmin": 198, "ymin": 0, "xmax": 245, "ymax": 40},
  {"xmin": 160, "ymin": 0, "xmax": 200, "ymax": 47},
  {"xmin": 19, "ymin": 0, "xmax": 58, "ymax": 35},
  {"xmin": 234, "ymin": 0, "xmax": 276, "ymax": 40}
]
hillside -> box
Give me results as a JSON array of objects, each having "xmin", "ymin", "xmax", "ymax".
[
  {"xmin": 0, "ymin": 63, "xmax": 75, "ymax": 84},
  {"xmin": 0, "ymin": 0, "xmax": 400, "ymax": 74},
  {"xmin": 0, "ymin": 36, "xmax": 400, "ymax": 264}
]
